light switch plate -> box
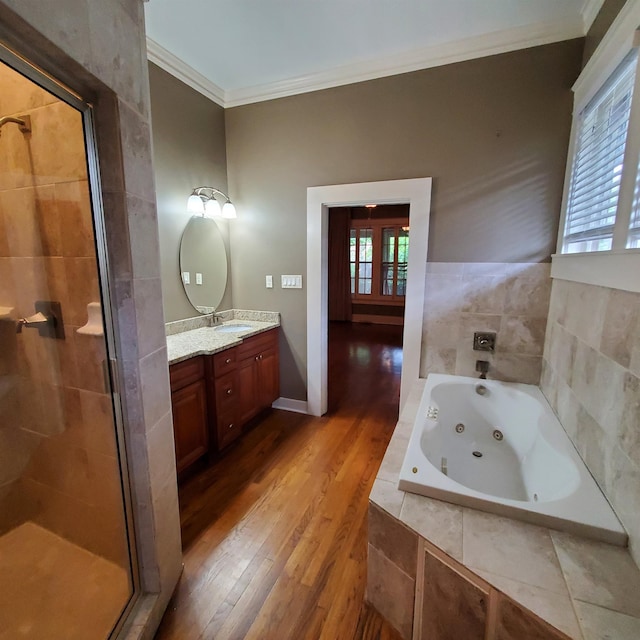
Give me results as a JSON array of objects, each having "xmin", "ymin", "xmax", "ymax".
[
  {"xmin": 281, "ymin": 275, "xmax": 302, "ymax": 289},
  {"xmin": 266, "ymin": 275, "xmax": 273, "ymax": 288},
  {"xmin": 182, "ymin": 272, "xmax": 190, "ymax": 285},
  {"xmin": 195, "ymin": 272, "xmax": 203, "ymax": 285}
]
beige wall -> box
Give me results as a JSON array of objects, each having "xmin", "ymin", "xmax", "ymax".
[
  {"xmin": 225, "ymin": 40, "xmax": 584, "ymax": 400},
  {"xmin": 583, "ymin": 0, "xmax": 627, "ymax": 66},
  {"xmin": 148, "ymin": 63, "xmax": 232, "ymax": 322},
  {"xmin": 0, "ymin": 1, "xmax": 182, "ymax": 636},
  {"xmin": 541, "ymin": 281, "xmax": 640, "ymax": 567}
]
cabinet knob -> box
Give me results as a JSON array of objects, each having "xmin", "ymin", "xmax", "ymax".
[
  {"xmin": 255, "ymin": 355, "xmax": 260, "ymax": 361},
  {"xmin": 259, "ymin": 354, "xmax": 263, "ymax": 360},
  {"xmin": 228, "ymin": 423, "xmax": 234, "ymax": 429},
  {"xmin": 226, "ymin": 388, "xmax": 232, "ymax": 395},
  {"xmin": 225, "ymin": 358, "xmax": 232, "ymax": 364}
]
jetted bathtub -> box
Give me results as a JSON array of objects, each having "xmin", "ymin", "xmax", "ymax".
[{"xmin": 398, "ymin": 374, "xmax": 627, "ymax": 545}]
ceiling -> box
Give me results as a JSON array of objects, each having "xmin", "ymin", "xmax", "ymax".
[{"xmin": 144, "ymin": 0, "xmax": 601, "ymax": 107}]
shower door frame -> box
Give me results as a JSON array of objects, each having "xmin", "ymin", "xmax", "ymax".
[{"xmin": 0, "ymin": 43, "xmax": 141, "ymax": 637}]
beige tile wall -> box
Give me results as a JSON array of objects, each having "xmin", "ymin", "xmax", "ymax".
[
  {"xmin": 420, "ymin": 263, "xmax": 551, "ymax": 384},
  {"xmin": 541, "ymin": 279, "xmax": 640, "ymax": 568}
]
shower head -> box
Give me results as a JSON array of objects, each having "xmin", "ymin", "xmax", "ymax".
[{"xmin": 0, "ymin": 114, "xmax": 31, "ymax": 137}]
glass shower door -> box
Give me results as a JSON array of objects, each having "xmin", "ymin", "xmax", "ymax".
[{"xmin": 0, "ymin": 52, "xmax": 136, "ymax": 638}]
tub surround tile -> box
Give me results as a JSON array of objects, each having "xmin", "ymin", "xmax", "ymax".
[
  {"xmin": 400, "ymin": 493, "xmax": 463, "ymax": 562},
  {"xmin": 574, "ymin": 601, "xmax": 640, "ymax": 640},
  {"xmin": 544, "ymin": 280, "xmax": 640, "ymax": 569},
  {"xmin": 369, "ymin": 503, "xmax": 418, "ymax": 579},
  {"xmin": 366, "ymin": 544, "xmax": 414, "ymax": 640},
  {"xmin": 551, "ymin": 531, "xmax": 640, "ymax": 618},
  {"xmin": 369, "ymin": 479, "xmax": 403, "ymax": 519},
  {"xmin": 376, "ymin": 441, "xmax": 407, "ymax": 484},
  {"xmin": 491, "ymin": 353, "xmax": 542, "ymax": 385},
  {"xmin": 599, "ymin": 290, "xmax": 640, "ymax": 370},
  {"xmin": 495, "ymin": 596, "xmax": 572, "ymax": 640},
  {"xmin": 498, "ymin": 316, "xmax": 547, "ymax": 356},
  {"xmin": 422, "ymin": 262, "xmax": 551, "ymax": 383},
  {"xmin": 476, "ymin": 570, "xmax": 581, "ymax": 639},
  {"xmin": 503, "ymin": 274, "xmax": 551, "ymax": 317},
  {"xmin": 561, "ymin": 283, "xmax": 609, "ymax": 350},
  {"xmin": 462, "ymin": 509, "xmax": 566, "ymax": 594},
  {"xmin": 426, "ymin": 262, "xmax": 465, "ymax": 275}
]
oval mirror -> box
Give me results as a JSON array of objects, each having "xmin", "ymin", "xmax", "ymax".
[{"xmin": 179, "ymin": 216, "xmax": 228, "ymax": 314}]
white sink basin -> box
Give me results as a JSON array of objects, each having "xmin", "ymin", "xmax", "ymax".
[{"xmin": 214, "ymin": 324, "xmax": 254, "ymax": 333}]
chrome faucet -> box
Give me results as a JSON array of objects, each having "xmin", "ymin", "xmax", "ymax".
[{"xmin": 476, "ymin": 360, "xmax": 489, "ymax": 380}]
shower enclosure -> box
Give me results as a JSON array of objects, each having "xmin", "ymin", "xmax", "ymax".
[{"xmin": 0, "ymin": 47, "xmax": 137, "ymax": 637}]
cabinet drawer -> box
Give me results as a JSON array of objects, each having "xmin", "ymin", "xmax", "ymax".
[
  {"xmin": 212, "ymin": 347, "xmax": 237, "ymax": 377},
  {"xmin": 169, "ymin": 356, "xmax": 205, "ymax": 392},
  {"xmin": 214, "ymin": 371, "xmax": 237, "ymax": 413},
  {"xmin": 217, "ymin": 409, "xmax": 241, "ymax": 449},
  {"xmin": 237, "ymin": 329, "xmax": 277, "ymax": 359}
]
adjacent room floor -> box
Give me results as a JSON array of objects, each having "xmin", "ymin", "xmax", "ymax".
[{"xmin": 155, "ymin": 322, "xmax": 404, "ymax": 640}]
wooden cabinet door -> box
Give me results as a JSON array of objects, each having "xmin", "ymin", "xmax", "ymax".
[
  {"xmin": 237, "ymin": 354, "xmax": 259, "ymax": 425},
  {"xmin": 258, "ymin": 345, "xmax": 279, "ymax": 408},
  {"xmin": 171, "ymin": 378, "xmax": 209, "ymax": 473}
]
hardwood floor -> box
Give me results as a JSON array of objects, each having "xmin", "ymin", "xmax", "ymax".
[{"xmin": 155, "ymin": 322, "xmax": 404, "ymax": 640}]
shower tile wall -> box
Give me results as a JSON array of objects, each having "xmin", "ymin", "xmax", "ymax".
[
  {"xmin": 541, "ymin": 279, "xmax": 640, "ymax": 567},
  {"xmin": 420, "ymin": 262, "xmax": 551, "ymax": 384},
  {"xmin": 0, "ymin": 62, "xmax": 127, "ymax": 564}
]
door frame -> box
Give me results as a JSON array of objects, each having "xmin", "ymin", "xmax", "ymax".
[{"xmin": 306, "ymin": 178, "xmax": 432, "ymax": 416}]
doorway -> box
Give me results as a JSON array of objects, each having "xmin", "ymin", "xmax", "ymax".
[
  {"xmin": 306, "ymin": 178, "xmax": 432, "ymax": 417},
  {"xmin": 0, "ymin": 48, "xmax": 137, "ymax": 637}
]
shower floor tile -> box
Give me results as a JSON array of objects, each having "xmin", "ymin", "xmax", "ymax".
[{"xmin": 0, "ymin": 521, "xmax": 130, "ymax": 639}]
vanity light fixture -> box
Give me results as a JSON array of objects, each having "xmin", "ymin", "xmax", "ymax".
[{"xmin": 187, "ymin": 187, "xmax": 237, "ymax": 219}]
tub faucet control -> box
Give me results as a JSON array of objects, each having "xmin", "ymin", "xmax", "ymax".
[{"xmin": 473, "ymin": 331, "xmax": 496, "ymax": 352}]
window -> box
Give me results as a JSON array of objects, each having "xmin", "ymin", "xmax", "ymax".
[
  {"xmin": 349, "ymin": 220, "xmax": 409, "ymax": 303},
  {"xmin": 563, "ymin": 51, "xmax": 638, "ymax": 253}
]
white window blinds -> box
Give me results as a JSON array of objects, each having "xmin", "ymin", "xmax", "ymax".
[
  {"xmin": 629, "ymin": 163, "xmax": 640, "ymax": 248},
  {"xmin": 564, "ymin": 52, "xmax": 638, "ymax": 253}
]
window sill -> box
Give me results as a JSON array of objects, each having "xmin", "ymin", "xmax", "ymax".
[{"xmin": 551, "ymin": 250, "xmax": 640, "ymax": 293}]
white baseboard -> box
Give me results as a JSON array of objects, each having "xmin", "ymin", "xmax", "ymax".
[{"xmin": 272, "ymin": 397, "xmax": 309, "ymax": 414}]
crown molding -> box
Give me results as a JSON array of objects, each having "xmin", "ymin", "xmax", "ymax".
[
  {"xmin": 581, "ymin": 0, "xmax": 606, "ymax": 32},
  {"xmin": 146, "ymin": 37, "xmax": 225, "ymax": 107},
  {"xmin": 147, "ymin": 19, "xmax": 584, "ymax": 109},
  {"xmin": 224, "ymin": 19, "xmax": 585, "ymax": 107}
]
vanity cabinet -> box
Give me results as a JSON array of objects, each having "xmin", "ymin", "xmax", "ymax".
[
  {"xmin": 169, "ymin": 328, "xmax": 280, "ymax": 473},
  {"xmin": 209, "ymin": 348, "xmax": 242, "ymax": 450},
  {"xmin": 169, "ymin": 356, "xmax": 209, "ymax": 473},
  {"xmin": 236, "ymin": 330, "xmax": 279, "ymax": 425}
]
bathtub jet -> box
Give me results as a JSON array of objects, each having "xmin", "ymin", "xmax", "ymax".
[{"xmin": 398, "ymin": 374, "xmax": 627, "ymax": 546}]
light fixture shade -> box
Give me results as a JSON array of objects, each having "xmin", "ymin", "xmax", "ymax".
[
  {"xmin": 221, "ymin": 201, "xmax": 237, "ymax": 219},
  {"xmin": 187, "ymin": 193, "xmax": 205, "ymax": 214},
  {"xmin": 205, "ymin": 198, "xmax": 222, "ymax": 218}
]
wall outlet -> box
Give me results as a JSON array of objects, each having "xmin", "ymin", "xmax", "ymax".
[
  {"xmin": 281, "ymin": 275, "xmax": 302, "ymax": 289},
  {"xmin": 266, "ymin": 275, "xmax": 273, "ymax": 288},
  {"xmin": 195, "ymin": 272, "xmax": 203, "ymax": 285},
  {"xmin": 182, "ymin": 272, "xmax": 190, "ymax": 285}
]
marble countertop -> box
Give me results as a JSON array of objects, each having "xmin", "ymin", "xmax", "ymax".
[
  {"xmin": 372, "ymin": 379, "xmax": 640, "ymax": 640},
  {"xmin": 165, "ymin": 310, "xmax": 280, "ymax": 365}
]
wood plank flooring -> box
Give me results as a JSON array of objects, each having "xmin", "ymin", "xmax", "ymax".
[{"xmin": 155, "ymin": 322, "xmax": 404, "ymax": 640}]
